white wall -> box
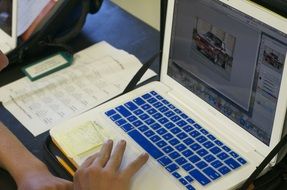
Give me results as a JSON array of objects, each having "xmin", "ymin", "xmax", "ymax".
[{"xmin": 111, "ymin": 0, "xmax": 160, "ymax": 30}]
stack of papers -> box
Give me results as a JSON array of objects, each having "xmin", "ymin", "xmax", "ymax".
[{"xmin": 0, "ymin": 41, "xmax": 156, "ymax": 136}]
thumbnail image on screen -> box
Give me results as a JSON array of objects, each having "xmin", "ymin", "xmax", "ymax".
[{"xmin": 0, "ymin": 0, "xmax": 12, "ymax": 36}]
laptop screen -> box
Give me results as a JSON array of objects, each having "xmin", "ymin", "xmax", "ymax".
[
  {"xmin": 167, "ymin": 0, "xmax": 287, "ymax": 145},
  {"xmin": 0, "ymin": 0, "xmax": 13, "ymax": 36}
]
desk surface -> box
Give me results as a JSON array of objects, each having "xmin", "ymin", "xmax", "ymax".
[{"xmin": 0, "ymin": 1, "xmax": 160, "ymax": 189}]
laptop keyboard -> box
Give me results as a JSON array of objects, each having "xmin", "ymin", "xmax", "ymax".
[{"xmin": 105, "ymin": 91, "xmax": 247, "ymax": 190}]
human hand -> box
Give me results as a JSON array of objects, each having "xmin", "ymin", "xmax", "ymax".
[
  {"xmin": 17, "ymin": 165, "xmax": 73, "ymax": 190},
  {"xmin": 73, "ymin": 139, "xmax": 149, "ymax": 190},
  {"xmin": 0, "ymin": 50, "xmax": 9, "ymax": 71}
]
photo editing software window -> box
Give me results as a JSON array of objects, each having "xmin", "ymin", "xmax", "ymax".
[
  {"xmin": 167, "ymin": 0, "xmax": 287, "ymax": 145},
  {"xmin": 0, "ymin": 0, "xmax": 12, "ymax": 36}
]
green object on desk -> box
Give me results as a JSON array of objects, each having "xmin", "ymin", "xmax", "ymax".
[{"xmin": 21, "ymin": 51, "xmax": 73, "ymax": 81}]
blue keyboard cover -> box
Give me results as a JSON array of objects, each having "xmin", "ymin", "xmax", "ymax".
[{"xmin": 105, "ymin": 91, "xmax": 247, "ymax": 190}]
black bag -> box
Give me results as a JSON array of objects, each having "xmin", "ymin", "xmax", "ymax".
[
  {"xmin": 7, "ymin": 0, "xmax": 103, "ymax": 66},
  {"xmin": 238, "ymin": 135, "xmax": 287, "ymax": 190}
]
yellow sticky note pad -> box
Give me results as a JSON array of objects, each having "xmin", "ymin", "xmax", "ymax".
[{"xmin": 56, "ymin": 121, "xmax": 109, "ymax": 157}]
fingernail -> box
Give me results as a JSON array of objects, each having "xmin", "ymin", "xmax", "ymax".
[
  {"xmin": 120, "ymin": 139, "xmax": 126, "ymax": 145},
  {"xmin": 106, "ymin": 139, "xmax": 113, "ymax": 144}
]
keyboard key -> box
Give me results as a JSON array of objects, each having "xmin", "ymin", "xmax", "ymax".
[
  {"xmin": 185, "ymin": 175, "xmax": 194, "ymax": 183},
  {"xmin": 230, "ymin": 151, "xmax": 239, "ymax": 158},
  {"xmin": 183, "ymin": 125, "xmax": 194, "ymax": 133},
  {"xmin": 105, "ymin": 109, "xmax": 116, "ymax": 116},
  {"xmin": 211, "ymin": 160, "xmax": 223, "ymax": 168},
  {"xmin": 142, "ymin": 93, "xmax": 152, "ymax": 99},
  {"xmin": 174, "ymin": 108, "xmax": 182, "ymax": 114},
  {"xmin": 180, "ymin": 113, "xmax": 188, "ymax": 119},
  {"xmin": 204, "ymin": 154, "xmax": 216, "ymax": 163},
  {"xmin": 144, "ymin": 130, "xmax": 155, "ymax": 137},
  {"xmin": 163, "ymin": 133, "xmax": 173, "ymax": 140},
  {"xmin": 164, "ymin": 111, "xmax": 175, "ymax": 117},
  {"xmin": 169, "ymin": 138, "xmax": 180, "ymax": 146},
  {"xmin": 134, "ymin": 97, "xmax": 145, "ymax": 106},
  {"xmin": 144, "ymin": 118, "xmax": 156, "ymax": 125},
  {"xmin": 210, "ymin": 147, "xmax": 221, "ymax": 154},
  {"xmin": 203, "ymin": 141, "xmax": 215, "ymax": 149},
  {"xmin": 116, "ymin": 105, "xmax": 132, "ymax": 117},
  {"xmin": 175, "ymin": 157, "xmax": 188, "ymax": 166},
  {"xmin": 172, "ymin": 172, "xmax": 181, "ymax": 178},
  {"xmin": 169, "ymin": 151, "xmax": 180, "ymax": 159},
  {"xmin": 147, "ymin": 108, "xmax": 157, "ymax": 114},
  {"xmin": 166, "ymin": 163, "xmax": 179, "ymax": 172},
  {"xmin": 171, "ymin": 115, "xmax": 181, "ymax": 122},
  {"xmin": 197, "ymin": 149, "xmax": 208, "ymax": 157},
  {"xmin": 182, "ymin": 163, "xmax": 194, "ymax": 171},
  {"xmin": 128, "ymin": 130, "xmax": 163, "ymax": 159},
  {"xmin": 189, "ymin": 169, "xmax": 211, "ymax": 186},
  {"xmin": 203, "ymin": 167, "xmax": 221, "ymax": 180},
  {"xmin": 222, "ymin": 145, "xmax": 231, "ymax": 152},
  {"xmin": 133, "ymin": 109, "xmax": 144, "ymax": 115},
  {"xmin": 110, "ymin": 114, "xmax": 121, "ymax": 121},
  {"xmin": 127, "ymin": 115, "xmax": 137, "ymax": 122},
  {"xmin": 125, "ymin": 102, "xmax": 138, "ymax": 111},
  {"xmin": 157, "ymin": 128, "xmax": 168, "ymax": 135},
  {"xmin": 171, "ymin": 127, "xmax": 181, "ymax": 134},
  {"xmin": 193, "ymin": 124, "xmax": 202, "ymax": 130},
  {"xmin": 138, "ymin": 125, "xmax": 148, "ymax": 132},
  {"xmin": 238, "ymin": 157, "xmax": 247, "ymax": 165},
  {"xmin": 150, "ymin": 123, "xmax": 161, "ymax": 130},
  {"xmin": 190, "ymin": 143, "xmax": 201, "ymax": 151},
  {"xmin": 158, "ymin": 117, "xmax": 169, "ymax": 124},
  {"xmin": 159, "ymin": 106, "xmax": 169, "ymax": 113},
  {"xmin": 152, "ymin": 113, "xmax": 163, "ymax": 119},
  {"xmin": 207, "ymin": 134, "xmax": 216, "ymax": 140},
  {"xmin": 214, "ymin": 140, "xmax": 223, "ymax": 146},
  {"xmin": 224, "ymin": 158, "xmax": 241, "ymax": 169},
  {"xmin": 141, "ymin": 104, "xmax": 151, "ymax": 110},
  {"xmin": 115, "ymin": 119, "xmax": 127, "ymax": 126},
  {"xmin": 150, "ymin": 91, "xmax": 158, "ymax": 96},
  {"xmin": 150, "ymin": 135, "xmax": 161, "ymax": 142},
  {"xmin": 153, "ymin": 102, "xmax": 163, "ymax": 108},
  {"xmin": 156, "ymin": 95, "xmax": 163, "ymax": 100},
  {"xmin": 179, "ymin": 178, "xmax": 188, "ymax": 185},
  {"xmin": 156, "ymin": 140, "xmax": 167, "ymax": 148},
  {"xmin": 196, "ymin": 136, "xmax": 208, "ymax": 143},
  {"xmin": 218, "ymin": 166, "xmax": 231, "ymax": 175},
  {"xmin": 175, "ymin": 144, "xmax": 187, "ymax": 152},
  {"xmin": 190, "ymin": 131, "xmax": 200, "ymax": 138},
  {"xmin": 183, "ymin": 137, "xmax": 194, "ymax": 145},
  {"xmin": 164, "ymin": 122, "xmax": 175, "ymax": 129},
  {"xmin": 147, "ymin": 97, "xmax": 157, "ymax": 104},
  {"xmin": 177, "ymin": 132, "xmax": 188, "ymax": 139},
  {"xmin": 158, "ymin": 156, "xmax": 172, "ymax": 166},
  {"xmin": 132, "ymin": 120, "xmax": 143, "ymax": 127},
  {"xmin": 186, "ymin": 185, "xmax": 196, "ymax": 190},
  {"xmin": 163, "ymin": 146, "xmax": 174, "ymax": 154},
  {"xmin": 200, "ymin": 128, "xmax": 209, "ymax": 135},
  {"xmin": 162, "ymin": 100, "xmax": 169, "ymax": 105},
  {"xmin": 196, "ymin": 161, "xmax": 208, "ymax": 169},
  {"xmin": 217, "ymin": 152, "xmax": 229, "ymax": 160},
  {"xmin": 182, "ymin": 149, "xmax": 193, "ymax": 157},
  {"xmin": 139, "ymin": 114, "xmax": 149, "ymax": 120},
  {"xmin": 121, "ymin": 123, "xmax": 134, "ymax": 132},
  {"xmin": 189, "ymin": 155, "xmax": 200, "ymax": 163},
  {"xmin": 176, "ymin": 120, "xmax": 187, "ymax": 127},
  {"xmin": 187, "ymin": 118, "xmax": 195, "ymax": 124}
]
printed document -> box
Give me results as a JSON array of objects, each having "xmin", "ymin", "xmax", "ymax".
[{"xmin": 0, "ymin": 41, "xmax": 156, "ymax": 136}]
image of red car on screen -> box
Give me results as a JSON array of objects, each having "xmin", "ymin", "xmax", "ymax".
[{"xmin": 193, "ymin": 29, "xmax": 233, "ymax": 69}]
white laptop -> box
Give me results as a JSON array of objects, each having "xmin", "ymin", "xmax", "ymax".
[
  {"xmin": 52, "ymin": 0, "xmax": 287, "ymax": 189},
  {"xmin": 0, "ymin": 0, "xmax": 17, "ymax": 53}
]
